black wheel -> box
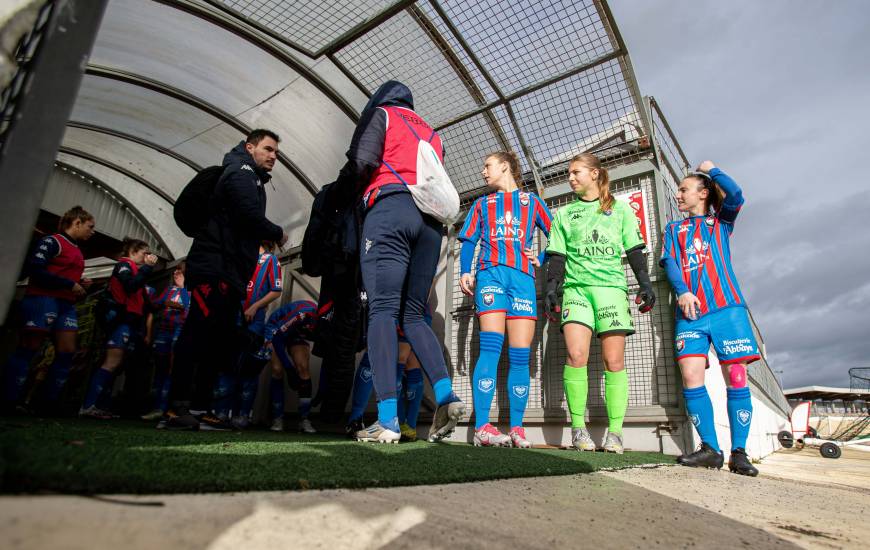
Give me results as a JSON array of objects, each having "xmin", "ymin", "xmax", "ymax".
[
  {"xmin": 820, "ymin": 442, "xmax": 841, "ymax": 459},
  {"xmin": 778, "ymin": 430, "xmax": 794, "ymax": 449}
]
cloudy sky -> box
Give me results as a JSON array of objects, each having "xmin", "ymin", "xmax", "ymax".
[{"xmin": 608, "ymin": 0, "xmax": 870, "ymax": 388}]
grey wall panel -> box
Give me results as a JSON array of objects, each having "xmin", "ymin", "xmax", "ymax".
[
  {"xmin": 95, "ymin": 0, "xmax": 296, "ymax": 117},
  {"xmin": 44, "ymin": 165, "xmax": 167, "ymax": 257},
  {"xmin": 55, "ymin": 152, "xmax": 191, "ymax": 258},
  {"xmin": 71, "ymin": 75, "xmax": 225, "ymax": 147},
  {"xmin": 236, "ymin": 77, "xmax": 356, "ymax": 189},
  {"xmin": 62, "ymin": 126, "xmax": 197, "ymax": 200}
]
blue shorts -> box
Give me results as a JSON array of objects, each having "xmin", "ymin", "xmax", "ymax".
[
  {"xmin": 107, "ymin": 323, "xmax": 137, "ymax": 350},
  {"xmin": 475, "ymin": 266, "xmax": 537, "ymax": 319},
  {"xmin": 20, "ymin": 295, "xmax": 78, "ymax": 332},
  {"xmin": 675, "ymin": 306, "xmax": 761, "ymax": 365},
  {"xmin": 152, "ymin": 329, "xmax": 181, "ymax": 355}
]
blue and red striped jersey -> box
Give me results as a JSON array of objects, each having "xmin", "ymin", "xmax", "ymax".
[
  {"xmin": 659, "ymin": 168, "xmax": 747, "ymax": 320},
  {"xmin": 459, "ymin": 190, "xmax": 552, "ymax": 276},
  {"xmin": 243, "ymin": 252, "xmax": 282, "ymax": 315},
  {"xmin": 264, "ymin": 300, "xmax": 317, "ymax": 343},
  {"xmin": 151, "ymin": 285, "xmax": 190, "ymax": 334}
]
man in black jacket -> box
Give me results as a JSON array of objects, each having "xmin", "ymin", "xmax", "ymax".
[{"xmin": 167, "ymin": 129, "xmax": 288, "ymax": 430}]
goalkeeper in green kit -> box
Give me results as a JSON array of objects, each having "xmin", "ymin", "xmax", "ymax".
[{"xmin": 544, "ymin": 153, "xmax": 655, "ymax": 453}]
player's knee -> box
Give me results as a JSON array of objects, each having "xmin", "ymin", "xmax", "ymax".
[
  {"xmin": 566, "ymin": 348, "xmax": 588, "ymax": 368},
  {"xmin": 270, "ymin": 362, "xmax": 283, "ymax": 378},
  {"xmin": 728, "ymin": 364, "xmax": 748, "ymax": 388}
]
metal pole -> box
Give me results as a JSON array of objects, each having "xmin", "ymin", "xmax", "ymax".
[{"xmin": 0, "ymin": 0, "xmax": 109, "ymax": 323}]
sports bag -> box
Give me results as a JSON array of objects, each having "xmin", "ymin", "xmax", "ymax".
[
  {"xmin": 173, "ymin": 165, "xmax": 225, "ymax": 237},
  {"xmin": 382, "ymin": 113, "xmax": 460, "ymax": 225}
]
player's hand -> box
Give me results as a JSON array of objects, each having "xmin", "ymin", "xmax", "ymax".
[
  {"xmin": 635, "ymin": 282, "xmax": 656, "ymax": 313},
  {"xmin": 524, "ymin": 247, "xmax": 540, "ymax": 268},
  {"xmin": 143, "ymin": 333, "xmax": 153, "ymax": 346},
  {"xmin": 459, "ymin": 273, "xmax": 475, "ymax": 296},
  {"xmin": 71, "ymin": 283, "xmax": 86, "ymax": 297},
  {"xmin": 144, "ymin": 253, "xmax": 158, "ymax": 266},
  {"xmin": 677, "ymin": 292, "xmax": 701, "ymax": 320},
  {"xmin": 544, "ymin": 290, "xmax": 561, "ymax": 322},
  {"xmin": 696, "ymin": 160, "xmax": 715, "ymax": 173},
  {"xmin": 80, "ymin": 278, "xmax": 93, "ymax": 289},
  {"xmin": 244, "ymin": 305, "xmax": 258, "ymax": 323}
]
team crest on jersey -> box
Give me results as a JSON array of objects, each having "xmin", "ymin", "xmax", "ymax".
[
  {"xmin": 603, "ymin": 209, "xmax": 612, "ymax": 216},
  {"xmin": 676, "ymin": 339, "xmax": 685, "ymax": 352},
  {"xmin": 737, "ymin": 409, "xmax": 752, "ymax": 426},
  {"xmin": 483, "ymin": 293, "xmax": 494, "ymax": 306},
  {"xmin": 478, "ymin": 377, "xmax": 495, "ymax": 393},
  {"xmin": 705, "ymin": 216, "xmax": 715, "ymax": 226},
  {"xmin": 519, "ymin": 193, "xmax": 530, "ymax": 206},
  {"xmin": 562, "ymin": 308, "xmax": 570, "ymax": 319},
  {"xmin": 512, "ymin": 385, "xmax": 528, "ymax": 398}
]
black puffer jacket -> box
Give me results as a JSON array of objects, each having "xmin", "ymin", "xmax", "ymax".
[{"xmin": 185, "ymin": 142, "xmax": 283, "ymax": 294}]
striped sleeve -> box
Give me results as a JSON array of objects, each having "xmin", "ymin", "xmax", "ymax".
[
  {"xmin": 533, "ymin": 195, "xmax": 552, "ymax": 237},
  {"xmin": 458, "ymin": 198, "xmax": 482, "ymax": 243}
]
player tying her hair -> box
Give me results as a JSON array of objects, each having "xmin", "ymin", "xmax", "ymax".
[
  {"xmin": 458, "ymin": 151, "xmax": 552, "ymax": 448},
  {"xmin": 81, "ymin": 238, "xmax": 157, "ymax": 418},
  {"xmin": 544, "ymin": 153, "xmax": 655, "ymax": 454},
  {"xmin": 660, "ymin": 161, "xmax": 759, "ymax": 476}
]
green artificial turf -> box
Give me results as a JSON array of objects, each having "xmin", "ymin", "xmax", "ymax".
[{"xmin": 0, "ymin": 417, "xmax": 668, "ymax": 494}]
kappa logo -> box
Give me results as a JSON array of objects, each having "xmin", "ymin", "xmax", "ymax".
[
  {"xmin": 603, "ymin": 209, "xmax": 612, "ymax": 216},
  {"xmin": 737, "ymin": 409, "xmax": 752, "ymax": 427},
  {"xmin": 365, "ymin": 238, "xmax": 373, "ymax": 254},
  {"xmin": 25, "ymin": 321, "xmax": 37, "ymax": 327},
  {"xmin": 35, "ymin": 252, "xmax": 45, "ymax": 259},
  {"xmin": 676, "ymin": 339, "xmax": 685, "ymax": 352},
  {"xmin": 690, "ymin": 413, "xmax": 700, "ymax": 427},
  {"xmin": 609, "ymin": 320, "xmax": 622, "ymax": 327},
  {"xmin": 241, "ymin": 164, "xmax": 254, "ymax": 172},
  {"xmin": 478, "ymin": 377, "xmax": 495, "ymax": 393},
  {"xmin": 39, "ymin": 244, "xmax": 48, "ymax": 251},
  {"xmin": 512, "ymin": 385, "xmax": 528, "ymax": 398},
  {"xmin": 519, "ymin": 193, "xmax": 530, "ymax": 206},
  {"xmin": 483, "ymin": 293, "xmax": 494, "ymax": 306}
]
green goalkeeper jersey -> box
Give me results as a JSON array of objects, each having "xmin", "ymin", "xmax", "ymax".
[{"xmin": 546, "ymin": 197, "xmax": 644, "ymax": 290}]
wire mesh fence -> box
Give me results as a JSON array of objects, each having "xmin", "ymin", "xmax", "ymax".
[{"xmin": 0, "ymin": 0, "xmax": 54, "ymax": 147}]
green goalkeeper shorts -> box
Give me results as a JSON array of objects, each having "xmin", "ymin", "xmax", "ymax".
[{"xmin": 560, "ymin": 285, "xmax": 635, "ymax": 337}]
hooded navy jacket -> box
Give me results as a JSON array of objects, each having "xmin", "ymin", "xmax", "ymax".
[
  {"xmin": 184, "ymin": 141, "xmax": 283, "ymax": 294},
  {"xmin": 328, "ymin": 81, "xmax": 427, "ymax": 209}
]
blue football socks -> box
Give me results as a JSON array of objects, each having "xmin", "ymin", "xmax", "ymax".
[
  {"xmin": 472, "ymin": 331, "xmax": 504, "ymax": 429},
  {"xmin": 507, "ymin": 347, "xmax": 531, "ymax": 428},
  {"xmin": 404, "ymin": 368, "xmax": 425, "ymax": 428},
  {"xmin": 349, "ymin": 353, "xmax": 374, "ymax": 421},
  {"xmin": 82, "ymin": 367, "xmax": 113, "ymax": 410},
  {"xmin": 43, "ymin": 351, "xmax": 74, "ymax": 402},
  {"xmin": 727, "ymin": 387, "xmax": 753, "ymax": 450},
  {"xmin": 3, "ymin": 348, "xmax": 36, "ymax": 404},
  {"xmin": 270, "ymin": 376, "xmax": 284, "ymax": 421},
  {"xmin": 683, "ymin": 385, "xmax": 720, "ymax": 452}
]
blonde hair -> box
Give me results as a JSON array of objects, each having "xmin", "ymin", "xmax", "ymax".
[{"xmin": 570, "ymin": 153, "xmax": 612, "ymax": 213}]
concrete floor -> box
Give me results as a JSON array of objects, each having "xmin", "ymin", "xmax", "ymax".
[{"xmin": 1, "ymin": 448, "xmax": 867, "ymax": 549}]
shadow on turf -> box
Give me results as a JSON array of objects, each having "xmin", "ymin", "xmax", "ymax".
[{"xmin": 0, "ymin": 417, "xmax": 667, "ymax": 494}]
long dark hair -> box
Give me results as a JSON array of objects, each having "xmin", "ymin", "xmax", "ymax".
[{"xmin": 687, "ymin": 172, "xmax": 723, "ymax": 214}]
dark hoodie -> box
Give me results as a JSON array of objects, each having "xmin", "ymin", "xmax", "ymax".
[
  {"xmin": 328, "ymin": 81, "xmax": 418, "ymax": 209},
  {"xmin": 184, "ymin": 141, "xmax": 283, "ymax": 294}
]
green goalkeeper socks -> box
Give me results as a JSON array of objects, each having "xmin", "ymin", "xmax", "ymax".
[
  {"xmin": 563, "ymin": 365, "xmax": 588, "ymax": 428},
  {"xmin": 605, "ymin": 369, "xmax": 629, "ymax": 435}
]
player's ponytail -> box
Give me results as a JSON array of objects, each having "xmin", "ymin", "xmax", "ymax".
[
  {"xmin": 570, "ymin": 153, "xmax": 613, "ymax": 213},
  {"xmin": 688, "ymin": 172, "xmax": 723, "ymax": 215}
]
